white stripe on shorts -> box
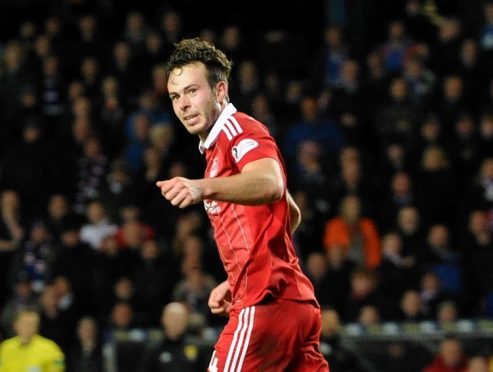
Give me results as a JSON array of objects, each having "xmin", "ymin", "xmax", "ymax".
[{"xmin": 224, "ymin": 306, "xmax": 256, "ymax": 372}]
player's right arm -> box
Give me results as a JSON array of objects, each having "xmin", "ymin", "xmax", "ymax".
[{"xmin": 156, "ymin": 158, "xmax": 284, "ymax": 208}]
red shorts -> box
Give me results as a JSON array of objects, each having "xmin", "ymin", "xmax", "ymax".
[{"xmin": 208, "ymin": 299, "xmax": 330, "ymax": 372}]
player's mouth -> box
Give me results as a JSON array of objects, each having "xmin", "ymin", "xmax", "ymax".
[{"xmin": 183, "ymin": 113, "xmax": 199, "ymax": 125}]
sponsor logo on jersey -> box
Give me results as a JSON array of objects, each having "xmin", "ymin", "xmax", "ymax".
[{"xmin": 204, "ymin": 200, "xmax": 221, "ymax": 215}]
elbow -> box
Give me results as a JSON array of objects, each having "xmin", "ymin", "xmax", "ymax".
[{"xmin": 265, "ymin": 177, "xmax": 284, "ymax": 203}]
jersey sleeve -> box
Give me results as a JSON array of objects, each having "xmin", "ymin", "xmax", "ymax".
[{"xmin": 229, "ymin": 122, "xmax": 282, "ymax": 171}]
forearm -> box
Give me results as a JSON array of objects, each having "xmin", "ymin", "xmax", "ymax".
[{"xmin": 199, "ymin": 169, "xmax": 284, "ymax": 205}]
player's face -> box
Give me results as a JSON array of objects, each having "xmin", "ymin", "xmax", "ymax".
[{"xmin": 168, "ymin": 62, "xmax": 224, "ymax": 140}]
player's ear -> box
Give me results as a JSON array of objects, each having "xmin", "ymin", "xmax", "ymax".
[{"xmin": 215, "ymin": 80, "xmax": 228, "ymax": 104}]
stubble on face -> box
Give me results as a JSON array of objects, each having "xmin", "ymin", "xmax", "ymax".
[{"xmin": 168, "ymin": 64, "xmax": 221, "ymax": 140}]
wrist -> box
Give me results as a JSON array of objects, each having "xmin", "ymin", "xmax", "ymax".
[{"xmin": 199, "ymin": 178, "xmax": 214, "ymax": 200}]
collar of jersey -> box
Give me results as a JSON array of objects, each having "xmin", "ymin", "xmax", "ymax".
[{"xmin": 199, "ymin": 103, "xmax": 237, "ymax": 153}]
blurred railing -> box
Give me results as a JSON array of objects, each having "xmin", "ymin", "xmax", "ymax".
[{"xmin": 102, "ymin": 320, "xmax": 493, "ymax": 371}]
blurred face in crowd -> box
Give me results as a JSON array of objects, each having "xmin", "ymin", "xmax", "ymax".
[
  {"xmin": 306, "ymin": 252, "xmax": 327, "ymax": 281},
  {"xmin": 398, "ymin": 206, "xmax": 419, "ymax": 234},
  {"xmin": 31, "ymin": 223, "xmax": 49, "ymax": 243},
  {"xmin": 48, "ymin": 194, "xmax": 68, "ymax": 219},
  {"xmin": 391, "ymin": 172, "xmax": 411, "ymax": 196},
  {"xmin": 382, "ymin": 233, "xmax": 402, "ymax": 256},
  {"xmin": 162, "ymin": 302, "xmax": 189, "ymax": 340},
  {"xmin": 389, "ymin": 78, "xmax": 408, "ymax": 101},
  {"xmin": 340, "ymin": 195, "xmax": 361, "ymax": 224},
  {"xmin": 61, "ymin": 228, "xmax": 79, "ymax": 247},
  {"xmin": 79, "ymin": 15, "xmax": 96, "ymax": 37},
  {"xmin": 222, "ymin": 25, "xmax": 241, "ymax": 49},
  {"xmin": 111, "ymin": 303, "xmax": 133, "ymax": 328},
  {"xmin": 77, "ymin": 317, "xmax": 98, "ymax": 344},
  {"xmin": 443, "ymin": 75, "xmax": 463, "ymax": 100},
  {"xmin": 86, "ymin": 201, "xmax": 106, "ymax": 224},
  {"xmin": 440, "ymin": 338, "xmax": 463, "ymax": 367},
  {"xmin": 34, "ymin": 35, "xmax": 51, "ymax": 57},
  {"xmin": 23, "ymin": 124, "xmax": 41, "ymax": 143},
  {"xmin": 468, "ymin": 210, "xmax": 489, "ymax": 236},
  {"xmin": 466, "ymin": 356, "xmax": 489, "ymax": 372},
  {"xmin": 480, "ymin": 158, "xmax": 493, "ymax": 180},
  {"xmin": 14, "ymin": 311, "xmax": 40, "ymax": 343},
  {"xmin": 437, "ymin": 301, "xmax": 458, "ymax": 324},
  {"xmin": 479, "ymin": 115, "xmax": 493, "ymax": 139},
  {"xmin": 427, "ymin": 224, "xmax": 449, "ymax": 249},
  {"xmin": 421, "ymin": 272, "xmax": 440, "ymax": 293},
  {"xmin": 358, "ymin": 305, "xmax": 380, "ymax": 326},
  {"xmin": 321, "ymin": 309, "xmax": 341, "ymax": 337},
  {"xmin": 400, "ymin": 290, "xmax": 422, "ymax": 316}
]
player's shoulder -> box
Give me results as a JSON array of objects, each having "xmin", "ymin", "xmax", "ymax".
[
  {"xmin": 234, "ymin": 112, "xmax": 265, "ymax": 132},
  {"xmin": 218, "ymin": 112, "xmax": 267, "ymax": 144}
]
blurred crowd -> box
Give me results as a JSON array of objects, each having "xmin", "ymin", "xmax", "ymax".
[{"xmin": 2, "ymin": 0, "xmax": 493, "ymax": 370}]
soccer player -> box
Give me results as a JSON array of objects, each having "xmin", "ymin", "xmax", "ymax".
[
  {"xmin": 0, "ymin": 308, "xmax": 65, "ymax": 372},
  {"xmin": 156, "ymin": 38, "xmax": 330, "ymax": 371}
]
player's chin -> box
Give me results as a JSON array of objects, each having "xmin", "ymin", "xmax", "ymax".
[{"xmin": 186, "ymin": 128, "xmax": 204, "ymax": 138}]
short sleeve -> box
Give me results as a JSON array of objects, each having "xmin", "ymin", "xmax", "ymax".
[{"xmin": 230, "ymin": 130, "xmax": 281, "ymax": 171}]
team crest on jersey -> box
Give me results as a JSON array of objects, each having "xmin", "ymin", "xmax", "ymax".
[
  {"xmin": 204, "ymin": 200, "xmax": 221, "ymax": 215},
  {"xmin": 209, "ymin": 157, "xmax": 219, "ymax": 178},
  {"xmin": 232, "ymin": 138, "xmax": 259, "ymax": 162}
]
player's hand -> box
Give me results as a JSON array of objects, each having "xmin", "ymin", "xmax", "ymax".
[
  {"xmin": 156, "ymin": 177, "xmax": 203, "ymax": 208},
  {"xmin": 208, "ymin": 280, "xmax": 232, "ymax": 316}
]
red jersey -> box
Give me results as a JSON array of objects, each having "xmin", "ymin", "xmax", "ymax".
[{"xmin": 200, "ymin": 103, "xmax": 318, "ymax": 309}]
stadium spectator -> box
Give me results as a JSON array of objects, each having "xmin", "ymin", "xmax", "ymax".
[
  {"xmin": 66, "ymin": 316, "xmax": 104, "ymax": 372},
  {"xmin": 140, "ymin": 302, "xmax": 210, "ymax": 372},
  {"xmin": 323, "ymin": 194, "xmax": 382, "ymax": 270},
  {"xmin": 79, "ymin": 200, "xmax": 118, "ymax": 251},
  {"xmin": 0, "ymin": 275, "xmax": 38, "ymax": 338},
  {"xmin": 0, "ymin": 190, "xmax": 25, "ymax": 309},
  {"xmin": 397, "ymin": 289, "xmax": 427, "ymax": 322},
  {"xmin": 423, "ymin": 336, "xmax": 468, "ymax": 372},
  {"xmin": 319, "ymin": 307, "xmax": 367, "ymax": 371},
  {"xmin": 0, "ymin": 308, "xmax": 65, "ymax": 372}
]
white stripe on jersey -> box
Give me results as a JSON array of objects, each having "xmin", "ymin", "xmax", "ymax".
[
  {"xmin": 224, "ymin": 120, "xmax": 238, "ymax": 137},
  {"xmin": 228, "ymin": 117, "xmax": 243, "ymax": 134},
  {"xmin": 222, "ymin": 123, "xmax": 233, "ymax": 140},
  {"xmin": 221, "ymin": 117, "xmax": 244, "ymax": 143}
]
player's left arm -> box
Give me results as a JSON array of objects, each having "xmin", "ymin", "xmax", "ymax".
[
  {"xmin": 287, "ymin": 190, "xmax": 301, "ymax": 234},
  {"xmin": 156, "ymin": 157, "xmax": 285, "ymax": 208}
]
